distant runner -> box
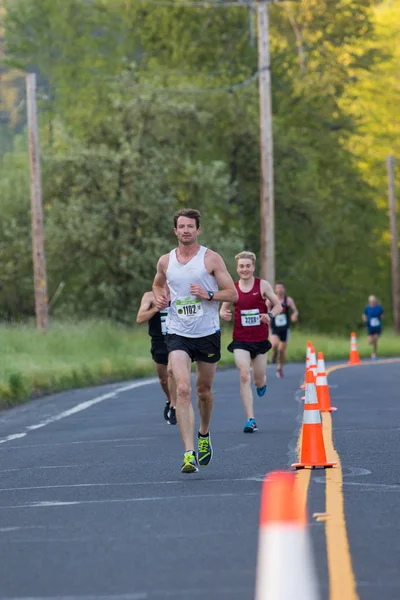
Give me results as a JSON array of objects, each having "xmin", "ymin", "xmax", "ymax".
[
  {"xmin": 269, "ymin": 281, "xmax": 299, "ymax": 378},
  {"xmin": 220, "ymin": 252, "xmax": 282, "ymax": 433},
  {"xmin": 136, "ymin": 291, "xmax": 176, "ymax": 425},
  {"xmin": 362, "ymin": 295, "xmax": 384, "ymax": 360}
]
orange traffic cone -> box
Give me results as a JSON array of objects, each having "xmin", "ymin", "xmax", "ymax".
[
  {"xmin": 255, "ymin": 471, "xmax": 319, "ymax": 600},
  {"xmin": 292, "ymin": 370, "xmax": 336, "ymax": 469},
  {"xmin": 300, "ymin": 341, "xmax": 313, "ymax": 390},
  {"xmin": 348, "ymin": 332, "xmax": 362, "ymax": 365},
  {"xmin": 309, "ymin": 345, "xmax": 317, "ymax": 377},
  {"xmin": 316, "ymin": 352, "xmax": 337, "ymax": 412}
]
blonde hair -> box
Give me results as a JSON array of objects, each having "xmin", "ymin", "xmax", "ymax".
[{"xmin": 235, "ymin": 251, "xmax": 256, "ymax": 265}]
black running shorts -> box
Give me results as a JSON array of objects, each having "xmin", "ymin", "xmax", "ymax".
[
  {"xmin": 271, "ymin": 328, "xmax": 290, "ymax": 343},
  {"xmin": 165, "ymin": 332, "xmax": 221, "ymax": 363},
  {"xmin": 151, "ymin": 338, "xmax": 169, "ymax": 366},
  {"xmin": 227, "ymin": 339, "xmax": 272, "ymax": 360}
]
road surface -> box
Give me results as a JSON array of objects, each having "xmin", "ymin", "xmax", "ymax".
[{"xmin": 0, "ymin": 360, "xmax": 398, "ymax": 600}]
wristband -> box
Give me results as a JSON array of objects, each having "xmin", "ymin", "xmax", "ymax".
[{"xmin": 207, "ymin": 291, "xmax": 215, "ymax": 301}]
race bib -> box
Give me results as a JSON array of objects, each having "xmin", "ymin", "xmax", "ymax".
[
  {"xmin": 274, "ymin": 314, "xmax": 288, "ymax": 328},
  {"xmin": 370, "ymin": 317, "xmax": 380, "ymax": 328},
  {"xmin": 241, "ymin": 309, "xmax": 260, "ymax": 327},
  {"xmin": 176, "ymin": 296, "xmax": 203, "ymax": 319},
  {"xmin": 160, "ymin": 309, "xmax": 168, "ymax": 334}
]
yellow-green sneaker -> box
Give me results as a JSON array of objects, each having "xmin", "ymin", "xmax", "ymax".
[
  {"xmin": 181, "ymin": 451, "xmax": 199, "ymax": 474},
  {"xmin": 198, "ymin": 432, "xmax": 213, "ymax": 467}
]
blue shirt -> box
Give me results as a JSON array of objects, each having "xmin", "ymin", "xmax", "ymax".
[{"xmin": 364, "ymin": 305, "xmax": 383, "ymax": 329}]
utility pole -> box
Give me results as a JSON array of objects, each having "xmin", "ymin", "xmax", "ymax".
[
  {"xmin": 26, "ymin": 73, "xmax": 49, "ymax": 332},
  {"xmin": 257, "ymin": 0, "xmax": 275, "ymax": 283},
  {"xmin": 387, "ymin": 155, "xmax": 399, "ymax": 333}
]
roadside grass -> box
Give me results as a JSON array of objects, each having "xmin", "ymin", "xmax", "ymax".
[{"xmin": 0, "ymin": 320, "xmax": 398, "ymax": 408}]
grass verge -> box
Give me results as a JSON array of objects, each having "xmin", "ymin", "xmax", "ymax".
[{"xmin": 0, "ymin": 320, "xmax": 398, "ymax": 409}]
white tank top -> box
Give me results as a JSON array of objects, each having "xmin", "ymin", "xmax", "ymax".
[{"xmin": 165, "ymin": 246, "xmax": 220, "ymax": 338}]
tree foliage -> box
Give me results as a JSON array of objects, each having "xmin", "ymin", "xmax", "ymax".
[{"xmin": 0, "ymin": 0, "xmax": 396, "ymax": 332}]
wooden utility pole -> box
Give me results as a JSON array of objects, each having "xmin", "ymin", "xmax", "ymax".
[
  {"xmin": 257, "ymin": 0, "xmax": 275, "ymax": 283},
  {"xmin": 387, "ymin": 155, "xmax": 399, "ymax": 333},
  {"xmin": 26, "ymin": 73, "xmax": 49, "ymax": 332}
]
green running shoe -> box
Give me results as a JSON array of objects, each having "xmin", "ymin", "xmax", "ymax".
[
  {"xmin": 181, "ymin": 451, "xmax": 199, "ymax": 474},
  {"xmin": 198, "ymin": 432, "xmax": 213, "ymax": 467}
]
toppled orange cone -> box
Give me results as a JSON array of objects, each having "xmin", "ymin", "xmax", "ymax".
[
  {"xmin": 316, "ymin": 352, "xmax": 337, "ymax": 412},
  {"xmin": 255, "ymin": 471, "xmax": 319, "ymax": 600},
  {"xmin": 292, "ymin": 370, "xmax": 336, "ymax": 469},
  {"xmin": 348, "ymin": 332, "xmax": 362, "ymax": 365}
]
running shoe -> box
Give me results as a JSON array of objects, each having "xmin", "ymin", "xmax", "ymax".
[
  {"xmin": 181, "ymin": 451, "xmax": 199, "ymax": 474},
  {"xmin": 163, "ymin": 400, "xmax": 170, "ymax": 422},
  {"xmin": 371, "ymin": 354, "xmax": 377, "ymax": 360},
  {"xmin": 276, "ymin": 368, "xmax": 283, "ymax": 379},
  {"xmin": 168, "ymin": 406, "xmax": 177, "ymax": 425},
  {"xmin": 198, "ymin": 432, "xmax": 213, "ymax": 466},
  {"xmin": 256, "ymin": 385, "xmax": 267, "ymax": 397},
  {"xmin": 244, "ymin": 418, "xmax": 258, "ymax": 433}
]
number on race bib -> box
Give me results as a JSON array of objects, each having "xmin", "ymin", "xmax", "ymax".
[
  {"xmin": 176, "ymin": 297, "xmax": 203, "ymax": 319},
  {"xmin": 370, "ymin": 317, "xmax": 380, "ymax": 328},
  {"xmin": 274, "ymin": 314, "xmax": 288, "ymax": 328},
  {"xmin": 241, "ymin": 309, "xmax": 260, "ymax": 327}
]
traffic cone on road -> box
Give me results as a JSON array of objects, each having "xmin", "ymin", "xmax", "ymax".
[
  {"xmin": 309, "ymin": 345, "xmax": 318, "ymax": 377},
  {"xmin": 292, "ymin": 370, "xmax": 336, "ymax": 469},
  {"xmin": 348, "ymin": 332, "xmax": 361, "ymax": 365},
  {"xmin": 255, "ymin": 471, "xmax": 319, "ymax": 600},
  {"xmin": 316, "ymin": 352, "xmax": 337, "ymax": 412},
  {"xmin": 300, "ymin": 341, "xmax": 313, "ymax": 390}
]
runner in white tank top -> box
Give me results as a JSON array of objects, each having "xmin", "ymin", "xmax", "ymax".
[
  {"xmin": 153, "ymin": 209, "xmax": 238, "ymax": 474},
  {"xmin": 166, "ymin": 245, "xmax": 220, "ymax": 338}
]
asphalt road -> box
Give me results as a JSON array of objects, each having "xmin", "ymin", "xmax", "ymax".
[{"xmin": 0, "ymin": 360, "xmax": 398, "ymax": 600}]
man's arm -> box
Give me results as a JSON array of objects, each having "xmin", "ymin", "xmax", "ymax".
[
  {"xmin": 152, "ymin": 255, "xmax": 169, "ymax": 310},
  {"xmin": 362, "ymin": 308, "xmax": 367, "ymax": 323},
  {"xmin": 136, "ymin": 292, "xmax": 158, "ymax": 325},
  {"xmin": 287, "ymin": 296, "xmax": 299, "ymax": 323},
  {"xmin": 260, "ymin": 280, "xmax": 282, "ymax": 320},
  {"xmin": 191, "ymin": 251, "xmax": 238, "ymax": 303}
]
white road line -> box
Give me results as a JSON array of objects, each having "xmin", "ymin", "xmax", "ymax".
[
  {"xmin": 0, "ymin": 437, "xmax": 154, "ymax": 451},
  {"xmin": 0, "ymin": 465, "xmax": 81, "ymax": 473},
  {"xmin": 0, "ymin": 379, "xmax": 158, "ymax": 446},
  {"xmin": 0, "ymin": 477, "xmax": 263, "ymax": 493},
  {"xmin": 0, "ymin": 491, "xmax": 259, "ymax": 510}
]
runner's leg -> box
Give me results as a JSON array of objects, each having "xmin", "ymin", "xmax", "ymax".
[
  {"xmin": 278, "ymin": 341, "xmax": 288, "ymax": 369},
  {"xmin": 372, "ymin": 333, "xmax": 379, "ymax": 356},
  {"xmin": 251, "ymin": 352, "xmax": 267, "ymax": 391},
  {"xmin": 166, "ymin": 358, "xmax": 177, "ymax": 424},
  {"xmin": 271, "ymin": 334, "xmax": 279, "ymax": 363},
  {"xmin": 169, "ymin": 350, "xmax": 195, "ymax": 451},
  {"xmin": 196, "ymin": 361, "xmax": 217, "ymax": 436},
  {"xmin": 155, "ymin": 363, "xmax": 171, "ymax": 402},
  {"xmin": 234, "ymin": 349, "xmax": 254, "ymax": 420}
]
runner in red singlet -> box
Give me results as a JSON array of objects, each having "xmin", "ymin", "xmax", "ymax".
[{"xmin": 220, "ymin": 252, "xmax": 282, "ymax": 432}]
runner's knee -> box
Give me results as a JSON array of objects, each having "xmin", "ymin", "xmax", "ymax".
[
  {"xmin": 239, "ymin": 369, "xmax": 251, "ymax": 386},
  {"xmin": 196, "ymin": 382, "xmax": 212, "ymax": 402},
  {"xmin": 176, "ymin": 381, "xmax": 191, "ymax": 403}
]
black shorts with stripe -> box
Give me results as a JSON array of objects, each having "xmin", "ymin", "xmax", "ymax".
[{"xmin": 165, "ymin": 332, "xmax": 221, "ymax": 364}]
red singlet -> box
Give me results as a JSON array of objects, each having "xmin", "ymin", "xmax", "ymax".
[{"xmin": 233, "ymin": 278, "xmax": 269, "ymax": 342}]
